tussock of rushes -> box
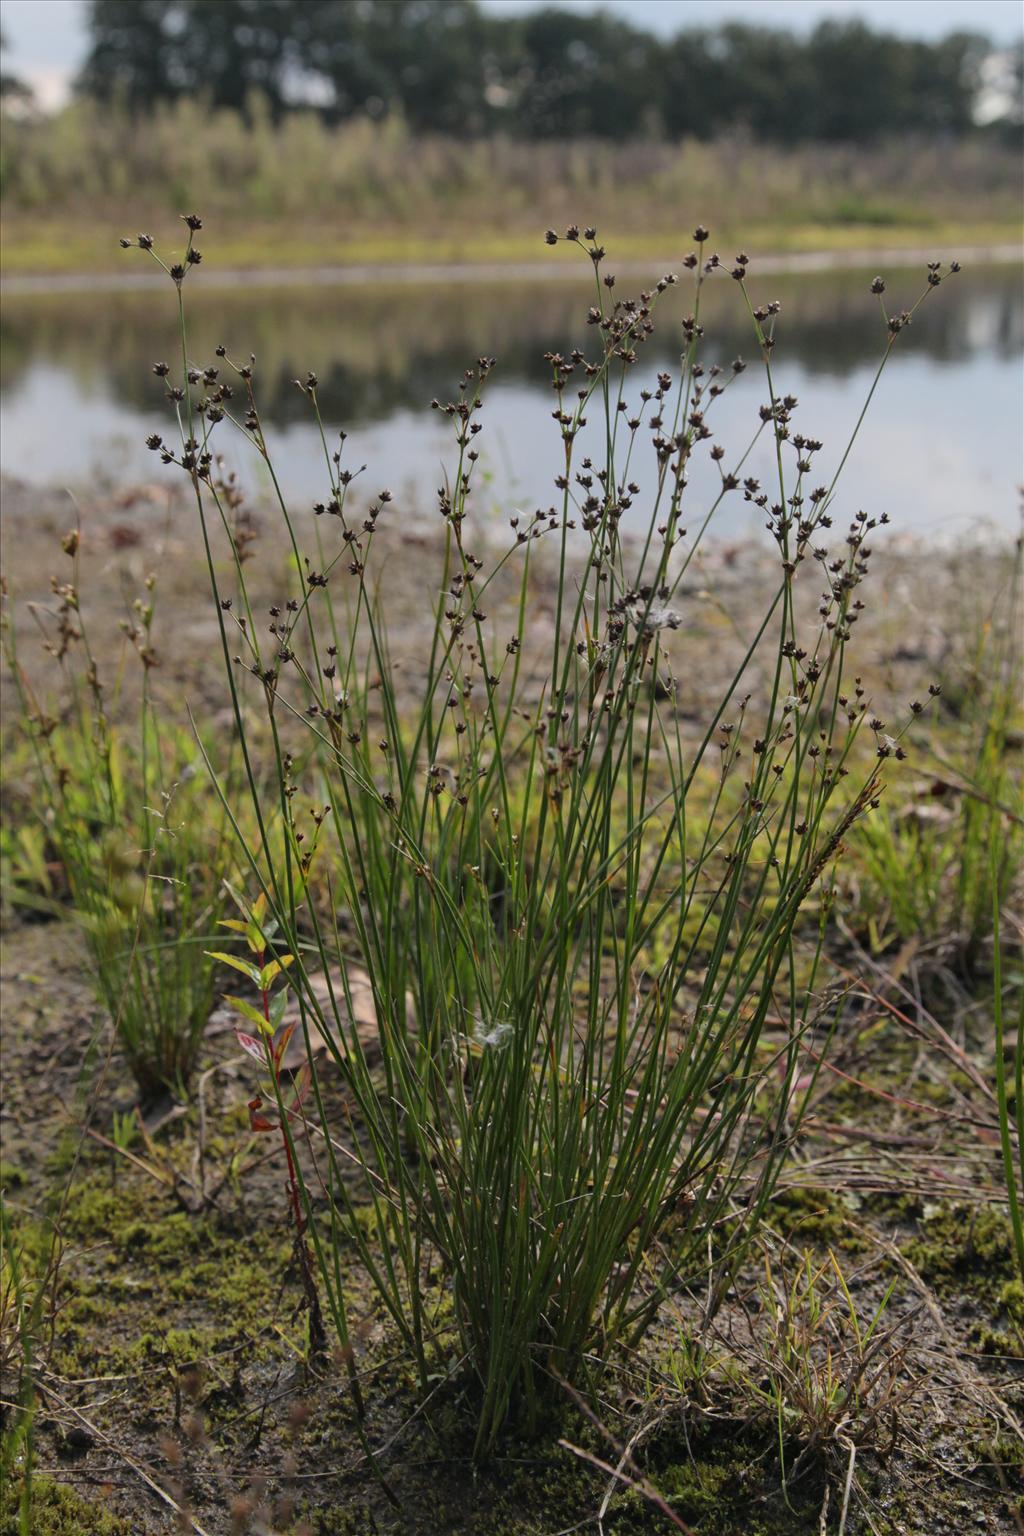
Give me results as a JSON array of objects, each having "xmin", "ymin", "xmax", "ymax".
[
  {"xmin": 1, "ymin": 557, "xmax": 233, "ymax": 1100},
  {"xmin": 126, "ymin": 216, "xmax": 956, "ymax": 1452},
  {"xmin": 849, "ymin": 547, "xmax": 1023, "ymax": 975}
]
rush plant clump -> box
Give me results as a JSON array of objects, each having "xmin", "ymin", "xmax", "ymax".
[
  {"xmin": 2, "ymin": 546, "xmax": 232, "ymax": 1101},
  {"xmin": 121, "ymin": 216, "xmax": 956, "ymax": 1453}
]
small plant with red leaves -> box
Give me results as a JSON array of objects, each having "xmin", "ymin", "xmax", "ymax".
[{"xmin": 208, "ymin": 890, "xmax": 324, "ymax": 1354}]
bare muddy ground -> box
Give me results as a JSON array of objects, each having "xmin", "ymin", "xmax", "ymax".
[{"xmin": 0, "ymin": 470, "xmax": 994, "ymax": 721}]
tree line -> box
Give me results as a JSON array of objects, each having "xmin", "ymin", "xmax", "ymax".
[{"xmin": 75, "ymin": 0, "xmax": 1020, "ymax": 143}]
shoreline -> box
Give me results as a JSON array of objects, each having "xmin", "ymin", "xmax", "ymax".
[
  {"xmin": 3, "ymin": 241, "xmax": 1020, "ymax": 297},
  {"xmin": 2, "ymin": 472, "xmax": 1017, "ymax": 554}
]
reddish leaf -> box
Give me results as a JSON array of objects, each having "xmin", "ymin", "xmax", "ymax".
[
  {"xmin": 287, "ymin": 1061, "xmax": 312, "ymax": 1117},
  {"xmin": 236, "ymin": 1030, "xmax": 265, "ymax": 1064},
  {"xmin": 248, "ymin": 1096, "xmax": 276, "ymax": 1133},
  {"xmin": 272, "ymin": 1020, "xmax": 297, "ymax": 1072}
]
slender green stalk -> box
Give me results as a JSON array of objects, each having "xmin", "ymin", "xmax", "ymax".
[{"xmin": 992, "ymin": 842, "xmax": 1024, "ymax": 1277}]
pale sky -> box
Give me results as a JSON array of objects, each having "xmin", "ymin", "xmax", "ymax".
[{"xmin": 2, "ymin": 0, "xmax": 1021, "ymax": 110}]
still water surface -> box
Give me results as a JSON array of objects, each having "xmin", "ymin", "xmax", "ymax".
[{"xmin": 2, "ymin": 262, "xmax": 1020, "ymax": 540}]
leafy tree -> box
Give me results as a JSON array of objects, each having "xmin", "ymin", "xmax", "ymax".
[
  {"xmin": 505, "ymin": 6, "xmax": 659, "ymax": 139},
  {"xmin": 0, "ymin": 28, "xmax": 33, "ymax": 107},
  {"xmin": 803, "ymin": 21, "xmax": 982, "ymax": 140},
  {"xmin": 300, "ymin": 0, "xmax": 505, "ymax": 131},
  {"xmin": 660, "ymin": 24, "xmax": 814, "ymax": 141},
  {"xmin": 76, "ymin": 0, "xmax": 1006, "ymax": 142},
  {"xmin": 80, "ymin": 0, "xmax": 306, "ymax": 115},
  {"xmin": 79, "ymin": 0, "xmax": 181, "ymax": 108}
]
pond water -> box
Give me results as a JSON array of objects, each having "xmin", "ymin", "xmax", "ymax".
[{"xmin": 2, "ymin": 261, "xmax": 1020, "ymax": 541}]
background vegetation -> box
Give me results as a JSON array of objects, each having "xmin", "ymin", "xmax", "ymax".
[
  {"xmin": 73, "ymin": 0, "xmax": 1023, "ymax": 142},
  {"xmin": 2, "ymin": 1, "xmax": 1021, "ymax": 274}
]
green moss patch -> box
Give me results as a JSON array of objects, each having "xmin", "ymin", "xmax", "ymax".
[
  {"xmin": 0, "ymin": 1473, "xmax": 133, "ymax": 1536},
  {"xmin": 905, "ymin": 1203, "xmax": 1016, "ymax": 1297}
]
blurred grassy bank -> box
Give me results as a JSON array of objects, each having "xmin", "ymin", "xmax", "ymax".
[
  {"xmin": 5, "ymin": 219, "xmax": 1019, "ymax": 279},
  {"xmin": 1, "ymin": 102, "xmax": 1019, "ymax": 276},
  {"xmin": 4, "ymin": 218, "xmax": 1018, "ymax": 278}
]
